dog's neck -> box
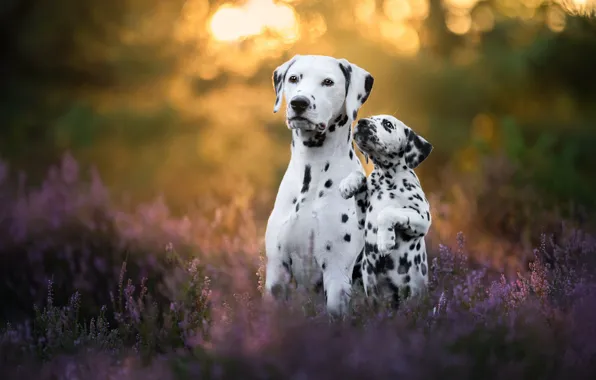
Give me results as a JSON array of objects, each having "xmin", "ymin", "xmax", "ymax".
[
  {"xmin": 370, "ymin": 156, "xmax": 409, "ymax": 177},
  {"xmin": 290, "ymin": 113, "xmax": 354, "ymax": 162}
]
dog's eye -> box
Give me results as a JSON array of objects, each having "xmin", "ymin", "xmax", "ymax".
[
  {"xmin": 382, "ymin": 119, "xmax": 394, "ymax": 131},
  {"xmin": 288, "ymin": 75, "xmax": 299, "ymax": 83},
  {"xmin": 322, "ymin": 78, "xmax": 334, "ymax": 87}
]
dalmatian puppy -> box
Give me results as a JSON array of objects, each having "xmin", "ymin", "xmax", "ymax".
[
  {"xmin": 264, "ymin": 55, "xmax": 374, "ymax": 317},
  {"xmin": 339, "ymin": 115, "xmax": 433, "ymax": 309}
]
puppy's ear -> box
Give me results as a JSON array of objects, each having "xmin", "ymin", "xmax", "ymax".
[
  {"xmin": 337, "ymin": 58, "xmax": 374, "ymax": 121},
  {"xmin": 404, "ymin": 128, "xmax": 433, "ymax": 169},
  {"xmin": 272, "ymin": 55, "xmax": 300, "ymax": 113}
]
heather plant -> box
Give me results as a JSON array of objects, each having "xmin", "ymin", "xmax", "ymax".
[{"xmin": 2, "ymin": 154, "xmax": 596, "ymax": 379}]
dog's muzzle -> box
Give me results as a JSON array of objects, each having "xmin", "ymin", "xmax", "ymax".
[
  {"xmin": 288, "ymin": 116, "xmax": 317, "ymax": 131},
  {"xmin": 290, "ymin": 96, "xmax": 310, "ymax": 114}
]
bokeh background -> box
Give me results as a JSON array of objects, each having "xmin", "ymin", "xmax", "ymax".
[{"xmin": 1, "ymin": 0, "xmax": 596, "ymax": 279}]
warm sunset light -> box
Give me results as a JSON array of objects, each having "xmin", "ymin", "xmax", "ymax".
[
  {"xmin": 564, "ymin": 0, "xmax": 596, "ymax": 15},
  {"xmin": 209, "ymin": 0, "xmax": 299, "ymax": 42}
]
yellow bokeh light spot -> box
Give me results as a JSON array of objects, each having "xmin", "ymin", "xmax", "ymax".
[
  {"xmin": 383, "ymin": 0, "xmax": 412, "ymax": 22},
  {"xmin": 409, "ymin": 0, "xmax": 431, "ymax": 19},
  {"xmin": 472, "ymin": 4, "xmax": 495, "ymax": 32},
  {"xmin": 446, "ymin": 11, "xmax": 472, "ymax": 35},
  {"xmin": 355, "ymin": 0, "xmax": 377, "ymax": 24},
  {"xmin": 209, "ymin": 0, "xmax": 299, "ymax": 43},
  {"xmin": 380, "ymin": 20, "xmax": 420, "ymax": 57},
  {"xmin": 445, "ymin": 0, "xmax": 480, "ymax": 11}
]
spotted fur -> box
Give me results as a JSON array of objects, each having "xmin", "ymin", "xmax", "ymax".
[
  {"xmin": 265, "ymin": 55, "xmax": 374, "ymax": 317},
  {"xmin": 339, "ymin": 115, "xmax": 433, "ymax": 310}
]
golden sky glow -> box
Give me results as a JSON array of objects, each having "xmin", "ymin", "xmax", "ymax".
[{"xmin": 209, "ymin": 0, "xmax": 299, "ymax": 42}]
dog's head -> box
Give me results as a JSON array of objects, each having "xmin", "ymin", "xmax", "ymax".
[
  {"xmin": 272, "ymin": 55, "xmax": 374, "ymax": 132},
  {"xmin": 353, "ymin": 115, "xmax": 433, "ymax": 170}
]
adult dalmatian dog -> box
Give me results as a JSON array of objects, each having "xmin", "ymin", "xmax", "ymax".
[
  {"xmin": 339, "ymin": 115, "xmax": 433, "ymax": 309},
  {"xmin": 264, "ymin": 54, "xmax": 374, "ymax": 317}
]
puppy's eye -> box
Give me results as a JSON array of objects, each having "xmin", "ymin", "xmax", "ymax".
[
  {"xmin": 382, "ymin": 119, "xmax": 394, "ymax": 132},
  {"xmin": 322, "ymin": 78, "xmax": 334, "ymax": 86},
  {"xmin": 288, "ymin": 75, "xmax": 299, "ymax": 83}
]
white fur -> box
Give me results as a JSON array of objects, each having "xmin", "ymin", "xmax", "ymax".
[{"xmin": 265, "ymin": 55, "xmax": 374, "ymax": 317}]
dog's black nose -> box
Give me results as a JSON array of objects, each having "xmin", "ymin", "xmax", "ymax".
[
  {"xmin": 290, "ymin": 96, "xmax": 310, "ymax": 113},
  {"xmin": 356, "ymin": 119, "xmax": 372, "ymax": 132}
]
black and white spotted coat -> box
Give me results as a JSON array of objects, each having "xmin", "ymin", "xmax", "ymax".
[{"xmin": 339, "ymin": 115, "xmax": 433, "ymax": 309}]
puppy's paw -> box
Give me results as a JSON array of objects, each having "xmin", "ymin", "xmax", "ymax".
[
  {"xmin": 339, "ymin": 171, "xmax": 366, "ymax": 199},
  {"xmin": 378, "ymin": 229, "xmax": 396, "ymax": 255},
  {"xmin": 377, "ymin": 213, "xmax": 409, "ymax": 254}
]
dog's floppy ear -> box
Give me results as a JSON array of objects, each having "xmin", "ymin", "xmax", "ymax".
[
  {"xmin": 272, "ymin": 55, "xmax": 300, "ymax": 113},
  {"xmin": 337, "ymin": 58, "xmax": 374, "ymax": 121},
  {"xmin": 404, "ymin": 128, "xmax": 433, "ymax": 169}
]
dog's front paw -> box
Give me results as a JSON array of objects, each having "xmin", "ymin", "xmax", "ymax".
[
  {"xmin": 339, "ymin": 171, "xmax": 366, "ymax": 199},
  {"xmin": 378, "ymin": 229, "xmax": 396, "ymax": 255},
  {"xmin": 339, "ymin": 178, "xmax": 355, "ymax": 199}
]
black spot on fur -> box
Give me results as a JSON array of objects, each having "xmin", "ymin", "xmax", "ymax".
[
  {"xmin": 339, "ymin": 63, "xmax": 351, "ymax": 97},
  {"xmin": 362, "ymin": 75, "xmax": 374, "ymax": 104},
  {"xmin": 324, "ymin": 162, "xmax": 330, "ymax": 171},
  {"xmin": 273, "ymin": 59, "xmax": 296, "ymax": 99},
  {"xmin": 319, "ymin": 191, "xmax": 324, "ymax": 198},
  {"xmin": 301, "ymin": 165, "xmax": 312, "ymax": 193},
  {"xmin": 325, "ymin": 179, "xmax": 333, "ymax": 188},
  {"xmin": 414, "ymin": 254, "xmax": 421, "ymax": 265},
  {"xmin": 398, "ymin": 254, "xmax": 412, "ymax": 274},
  {"xmin": 375, "ymin": 255, "xmax": 395, "ymax": 272},
  {"xmin": 292, "ymin": 197, "xmax": 297, "ymax": 204},
  {"xmin": 303, "ymin": 132, "xmax": 327, "ymax": 148},
  {"xmin": 339, "ymin": 114, "xmax": 349, "ymax": 126},
  {"xmin": 421, "ymin": 263, "xmax": 427, "ymax": 276},
  {"xmin": 326, "ymin": 243, "xmax": 332, "ymax": 251},
  {"xmin": 341, "ymin": 214, "xmax": 349, "ymax": 223},
  {"xmin": 344, "ymin": 233, "xmax": 351, "ymax": 242},
  {"xmin": 352, "ymin": 248, "xmax": 364, "ymax": 283}
]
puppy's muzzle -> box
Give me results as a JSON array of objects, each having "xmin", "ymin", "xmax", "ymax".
[{"xmin": 354, "ymin": 119, "xmax": 374, "ymax": 139}]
